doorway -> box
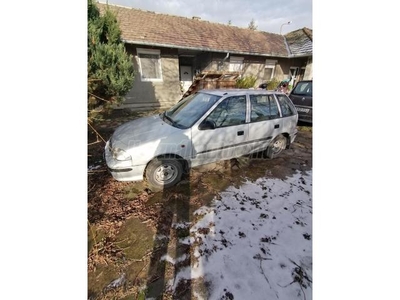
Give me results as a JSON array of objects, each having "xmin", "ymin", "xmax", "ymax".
[
  {"xmin": 180, "ymin": 65, "xmax": 193, "ymax": 94},
  {"xmin": 289, "ymin": 67, "xmax": 299, "ymax": 88}
]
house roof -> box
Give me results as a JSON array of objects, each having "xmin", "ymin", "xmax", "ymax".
[
  {"xmin": 284, "ymin": 28, "xmax": 313, "ymax": 57},
  {"xmin": 97, "ymin": 3, "xmax": 289, "ymax": 57}
]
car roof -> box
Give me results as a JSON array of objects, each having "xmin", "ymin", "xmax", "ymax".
[{"xmin": 197, "ymin": 89, "xmax": 286, "ymax": 97}]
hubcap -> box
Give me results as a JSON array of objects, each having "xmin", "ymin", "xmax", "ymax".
[
  {"xmin": 272, "ymin": 138, "xmax": 285, "ymax": 154},
  {"xmin": 154, "ymin": 164, "xmax": 177, "ymax": 184}
]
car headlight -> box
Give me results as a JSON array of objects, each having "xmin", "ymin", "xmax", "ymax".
[{"xmin": 112, "ymin": 147, "xmax": 132, "ymax": 161}]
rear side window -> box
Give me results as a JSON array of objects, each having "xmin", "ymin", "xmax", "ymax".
[
  {"xmin": 292, "ymin": 81, "xmax": 312, "ymax": 96},
  {"xmin": 250, "ymin": 94, "xmax": 280, "ymax": 122},
  {"xmin": 276, "ymin": 94, "xmax": 296, "ymax": 117}
]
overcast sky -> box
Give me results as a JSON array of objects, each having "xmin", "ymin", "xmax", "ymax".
[{"xmin": 98, "ymin": 0, "xmax": 312, "ymax": 34}]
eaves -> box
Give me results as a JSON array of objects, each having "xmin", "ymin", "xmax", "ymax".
[
  {"xmin": 289, "ymin": 53, "xmax": 312, "ymax": 58},
  {"xmin": 123, "ymin": 39, "xmax": 289, "ymax": 58}
]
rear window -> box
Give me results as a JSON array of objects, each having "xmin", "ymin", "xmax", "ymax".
[
  {"xmin": 276, "ymin": 94, "xmax": 297, "ymax": 117},
  {"xmin": 292, "ymin": 81, "xmax": 312, "ymax": 96}
]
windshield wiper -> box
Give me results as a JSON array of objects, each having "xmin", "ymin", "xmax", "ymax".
[
  {"xmin": 161, "ymin": 112, "xmax": 186, "ymax": 129},
  {"xmin": 162, "ymin": 112, "xmax": 175, "ymax": 124}
]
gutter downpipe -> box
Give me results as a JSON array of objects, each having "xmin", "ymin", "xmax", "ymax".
[{"xmin": 218, "ymin": 52, "xmax": 230, "ymax": 71}]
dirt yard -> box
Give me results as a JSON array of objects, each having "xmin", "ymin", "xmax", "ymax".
[{"xmin": 88, "ymin": 110, "xmax": 312, "ymax": 300}]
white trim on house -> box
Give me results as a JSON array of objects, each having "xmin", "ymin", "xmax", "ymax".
[{"xmin": 289, "ymin": 66, "xmax": 299, "ymax": 86}]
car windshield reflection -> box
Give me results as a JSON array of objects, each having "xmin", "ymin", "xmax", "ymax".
[{"xmin": 163, "ymin": 92, "xmax": 221, "ymax": 129}]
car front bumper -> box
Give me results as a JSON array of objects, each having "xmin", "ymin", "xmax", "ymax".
[{"xmin": 104, "ymin": 141, "xmax": 146, "ymax": 182}]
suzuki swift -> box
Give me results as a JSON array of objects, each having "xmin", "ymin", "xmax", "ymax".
[{"xmin": 105, "ymin": 89, "xmax": 298, "ymax": 191}]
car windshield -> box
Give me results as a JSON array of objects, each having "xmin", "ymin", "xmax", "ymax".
[
  {"xmin": 162, "ymin": 92, "xmax": 221, "ymax": 129},
  {"xmin": 292, "ymin": 82, "xmax": 312, "ymax": 96}
]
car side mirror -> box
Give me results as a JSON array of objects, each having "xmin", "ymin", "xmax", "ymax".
[{"xmin": 199, "ymin": 120, "xmax": 215, "ymax": 130}]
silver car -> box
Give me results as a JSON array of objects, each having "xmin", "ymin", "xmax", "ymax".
[{"xmin": 105, "ymin": 89, "xmax": 298, "ymax": 191}]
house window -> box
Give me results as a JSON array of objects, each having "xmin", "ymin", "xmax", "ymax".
[
  {"xmin": 229, "ymin": 56, "xmax": 243, "ymax": 72},
  {"xmin": 264, "ymin": 59, "xmax": 277, "ymax": 81},
  {"xmin": 137, "ymin": 48, "xmax": 163, "ymax": 82}
]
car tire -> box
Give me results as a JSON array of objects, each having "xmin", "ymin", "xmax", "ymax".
[
  {"xmin": 265, "ymin": 134, "xmax": 286, "ymax": 159},
  {"xmin": 145, "ymin": 158, "xmax": 183, "ymax": 191}
]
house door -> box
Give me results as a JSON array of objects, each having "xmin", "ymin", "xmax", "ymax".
[{"xmin": 180, "ymin": 66, "xmax": 193, "ymax": 94}]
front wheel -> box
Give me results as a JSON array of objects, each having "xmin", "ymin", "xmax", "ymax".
[
  {"xmin": 265, "ymin": 134, "xmax": 287, "ymax": 159},
  {"xmin": 145, "ymin": 158, "xmax": 183, "ymax": 191}
]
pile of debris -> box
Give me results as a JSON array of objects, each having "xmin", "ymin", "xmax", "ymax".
[{"xmin": 182, "ymin": 71, "xmax": 240, "ymax": 98}]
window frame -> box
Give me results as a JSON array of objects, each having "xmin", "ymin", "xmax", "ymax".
[
  {"xmin": 249, "ymin": 94, "xmax": 281, "ymax": 123},
  {"xmin": 136, "ymin": 48, "xmax": 163, "ymax": 82},
  {"xmin": 264, "ymin": 59, "xmax": 277, "ymax": 81},
  {"xmin": 275, "ymin": 94, "xmax": 297, "ymax": 117},
  {"xmin": 204, "ymin": 95, "xmax": 247, "ymax": 128},
  {"xmin": 229, "ymin": 56, "xmax": 244, "ymax": 72}
]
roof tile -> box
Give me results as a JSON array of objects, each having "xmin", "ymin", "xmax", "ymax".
[
  {"xmin": 97, "ymin": 3, "xmax": 288, "ymax": 57},
  {"xmin": 284, "ymin": 27, "xmax": 313, "ymax": 56}
]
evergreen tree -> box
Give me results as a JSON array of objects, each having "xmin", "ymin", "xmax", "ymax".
[
  {"xmin": 248, "ymin": 18, "xmax": 258, "ymax": 30},
  {"xmin": 87, "ymin": 0, "xmax": 134, "ymax": 118}
]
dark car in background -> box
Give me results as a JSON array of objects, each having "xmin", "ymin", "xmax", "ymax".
[{"xmin": 289, "ymin": 80, "xmax": 312, "ymax": 123}]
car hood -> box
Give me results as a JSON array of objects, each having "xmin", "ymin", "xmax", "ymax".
[{"xmin": 110, "ymin": 114, "xmax": 183, "ymax": 148}]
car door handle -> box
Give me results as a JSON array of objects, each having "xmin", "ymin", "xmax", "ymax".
[
  {"xmin": 274, "ymin": 124, "xmax": 279, "ymax": 129},
  {"xmin": 237, "ymin": 130, "xmax": 244, "ymax": 136}
]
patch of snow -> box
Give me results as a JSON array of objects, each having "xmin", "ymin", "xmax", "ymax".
[
  {"xmin": 176, "ymin": 170, "xmax": 313, "ymax": 299},
  {"xmin": 154, "ymin": 234, "xmax": 169, "ymax": 241},
  {"xmin": 160, "ymin": 253, "xmax": 189, "ymax": 265},
  {"xmin": 172, "ymin": 222, "xmax": 191, "ymax": 229},
  {"xmin": 88, "ymin": 164, "xmax": 102, "ymax": 171},
  {"xmin": 192, "ymin": 290, "xmax": 206, "ymax": 300}
]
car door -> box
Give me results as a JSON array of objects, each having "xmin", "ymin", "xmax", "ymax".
[
  {"xmin": 191, "ymin": 95, "xmax": 249, "ymax": 167},
  {"xmin": 247, "ymin": 93, "xmax": 283, "ymax": 154}
]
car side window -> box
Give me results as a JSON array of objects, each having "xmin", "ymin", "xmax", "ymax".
[
  {"xmin": 250, "ymin": 94, "xmax": 280, "ymax": 122},
  {"xmin": 205, "ymin": 96, "xmax": 246, "ymax": 128},
  {"xmin": 276, "ymin": 94, "xmax": 296, "ymax": 117}
]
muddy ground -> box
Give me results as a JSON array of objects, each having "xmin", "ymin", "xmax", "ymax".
[{"xmin": 87, "ymin": 109, "xmax": 312, "ymax": 300}]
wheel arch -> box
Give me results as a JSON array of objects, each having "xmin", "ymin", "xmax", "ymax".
[
  {"xmin": 143, "ymin": 153, "xmax": 189, "ymax": 178},
  {"xmin": 281, "ymin": 132, "xmax": 291, "ymax": 149}
]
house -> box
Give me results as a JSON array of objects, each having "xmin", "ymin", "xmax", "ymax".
[
  {"xmin": 284, "ymin": 28, "xmax": 313, "ymax": 87},
  {"xmin": 97, "ymin": 3, "xmax": 312, "ymax": 110}
]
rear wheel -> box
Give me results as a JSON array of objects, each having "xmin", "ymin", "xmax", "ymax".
[
  {"xmin": 265, "ymin": 134, "xmax": 287, "ymax": 159},
  {"xmin": 145, "ymin": 158, "xmax": 183, "ymax": 191}
]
